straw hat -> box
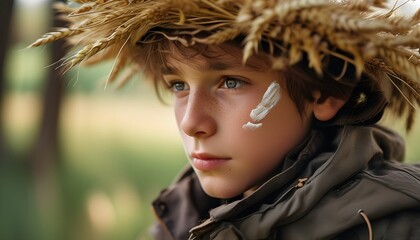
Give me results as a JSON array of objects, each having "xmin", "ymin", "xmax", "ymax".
[{"xmin": 30, "ymin": 0, "xmax": 420, "ymax": 129}]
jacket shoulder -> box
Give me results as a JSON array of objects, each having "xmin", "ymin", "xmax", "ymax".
[{"xmin": 336, "ymin": 207, "xmax": 420, "ymax": 240}]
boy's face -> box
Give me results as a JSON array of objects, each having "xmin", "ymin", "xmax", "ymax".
[{"xmin": 162, "ymin": 45, "xmax": 313, "ymax": 199}]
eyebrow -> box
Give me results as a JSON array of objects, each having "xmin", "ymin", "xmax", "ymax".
[{"xmin": 161, "ymin": 61, "xmax": 238, "ymax": 75}]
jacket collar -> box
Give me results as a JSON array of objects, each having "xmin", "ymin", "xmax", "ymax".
[
  {"xmin": 190, "ymin": 126, "xmax": 417, "ymax": 239},
  {"xmin": 153, "ymin": 126, "xmax": 416, "ymax": 239}
]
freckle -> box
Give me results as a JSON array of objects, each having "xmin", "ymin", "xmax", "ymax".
[{"xmin": 206, "ymin": 93, "xmax": 219, "ymax": 111}]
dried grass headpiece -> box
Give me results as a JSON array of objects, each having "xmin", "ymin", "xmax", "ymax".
[{"xmin": 30, "ymin": 0, "xmax": 420, "ymax": 129}]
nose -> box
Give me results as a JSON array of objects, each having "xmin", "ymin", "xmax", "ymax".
[{"xmin": 179, "ymin": 90, "xmax": 217, "ymax": 138}]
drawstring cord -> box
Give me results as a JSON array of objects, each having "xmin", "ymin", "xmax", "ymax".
[{"xmin": 358, "ymin": 209, "xmax": 373, "ymax": 240}]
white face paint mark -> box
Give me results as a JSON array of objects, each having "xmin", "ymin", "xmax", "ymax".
[
  {"xmin": 242, "ymin": 82, "xmax": 282, "ymax": 130},
  {"xmin": 242, "ymin": 122, "xmax": 263, "ymax": 130}
]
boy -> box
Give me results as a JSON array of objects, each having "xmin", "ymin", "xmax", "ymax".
[{"xmin": 31, "ymin": 0, "xmax": 420, "ymax": 239}]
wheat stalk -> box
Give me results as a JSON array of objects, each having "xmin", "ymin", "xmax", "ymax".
[
  {"xmin": 69, "ymin": 2, "xmax": 97, "ymax": 15},
  {"xmin": 28, "ymin": 0, "xmax": 420, "ymax": 128},
  {"xmin": 194, "ymin": 27, "xmax": 242, "ymax": 45},
  {"xmin": 28, "ymin": 28, "xmax": 82, "ymax": 47},
  {"xmin": 380, "ymin": 48, "xmax": 420, "ymax": 83},
  {"xmin": 72, "ymin": 0, "xmax": 96, "ymax": 3},
  {"xmin": 274, "ymin": 0, "xmax": 331, "ymax": 23}
]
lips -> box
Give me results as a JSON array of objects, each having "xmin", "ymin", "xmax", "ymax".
[{"xmin": 191, "ymin": 152, "xmax": 231, "ymax": 171}]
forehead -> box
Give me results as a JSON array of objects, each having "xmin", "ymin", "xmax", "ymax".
[{"xmin": 161, "ymin": 42, "xmax": 271, "ymax": 73}]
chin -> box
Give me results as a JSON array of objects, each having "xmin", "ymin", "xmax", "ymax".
[{"xmin": 201, "ymin": 184, "xmax": 243, "ymax": 199}]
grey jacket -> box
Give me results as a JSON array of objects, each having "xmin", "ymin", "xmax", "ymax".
[{"xmin": 151, "ymin": 126, "xmax": 420, "ymax": 239}]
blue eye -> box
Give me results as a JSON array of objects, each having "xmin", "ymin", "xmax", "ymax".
[
  {"xmin": 222, "ymin": 77, "xmax": 246, "ymax": 89},
  {"xmin": 170, "ymin": 82, "xmax": 189, "ymax": 92}
]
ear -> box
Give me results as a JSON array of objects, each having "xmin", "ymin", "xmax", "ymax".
[{"xmin": 312, "ymin": 91, "xmax": 348, "ymax": 121}]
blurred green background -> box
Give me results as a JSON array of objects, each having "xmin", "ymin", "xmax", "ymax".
[
  {"xmin": 1, "ymin": 1, "xmax": 419, "ymax": 240},
  {"xmin": 1, "ymin": 1, "xmax": 185, "ymax": 240}
]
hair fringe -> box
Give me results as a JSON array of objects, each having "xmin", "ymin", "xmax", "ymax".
[{"xmin": 30, "ymin": 0, "xmax": 420, "ymax": 130}]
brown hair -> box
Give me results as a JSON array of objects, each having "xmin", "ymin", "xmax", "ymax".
[
  {"xmin": 134, "ymin": 34, "xmax": 386, "ymax": 126},
  {"xmin": 30, "ymin": 0, "xmax": 420, "ymax": 131}
]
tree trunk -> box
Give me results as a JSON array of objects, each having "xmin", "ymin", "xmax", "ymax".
[
  {"xmin": 31, "ymin": 0, "xmax": 67, "ymax": 174},
  {"xmin": 0, "ymin": 0, "xmax": 15, "ymax": 161},
  {"xmin": 30, "ymin": 2, "xmax": 68, "ymax": 236}
]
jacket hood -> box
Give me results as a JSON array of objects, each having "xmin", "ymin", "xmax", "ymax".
[
  {"xmin": 188, "ymin": 125, "xmax": 420, "ymax": 239},
  {"xmin": 152, "ymin": 125, "xmax": 420, "ymax": 239}
]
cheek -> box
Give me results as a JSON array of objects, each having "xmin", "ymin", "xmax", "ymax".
[
  {"xmin": 234, "ymin": 127, "xmax": 291, "ymax": 158},
  {"xmin": 174, "ymin": 101, "xmax": 186, "ymax": 127},
  {"xmin": 174, "ymin": 104, "xmax": 190, "ymax": 137},
  {"xmin": 235, "ymin": 101, "xmax": 309, "ymax": 159},
  {"xmin": 231, "ymin": 94, "xmax": 266, "ymax": 124}
]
